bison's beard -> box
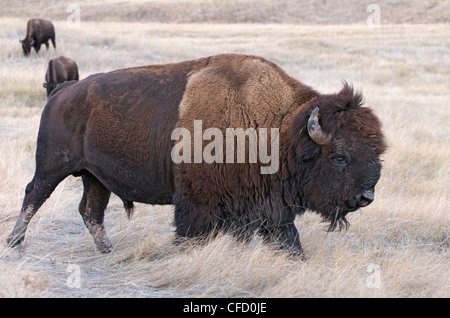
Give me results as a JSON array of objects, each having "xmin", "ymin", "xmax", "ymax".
[{"xmin": 322, "ymin": 207, "xmax": 350, "ymax": 232}]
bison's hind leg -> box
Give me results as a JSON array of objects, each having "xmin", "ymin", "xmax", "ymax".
[
  {"xmin": 79, "ymin": 171, "xmax": 113, "ymax": 253},
  {"xmin": 50, "ymin": 35, "xmax": 56, "ymax": 49},
  {"xmin": 7, "ymin": 172, "xmax": 66, "ymax": 248}
]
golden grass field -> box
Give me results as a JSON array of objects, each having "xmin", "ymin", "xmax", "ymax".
[{"xmin": 0, "ymin": 1, "xmax": 449, "ymax": 298}]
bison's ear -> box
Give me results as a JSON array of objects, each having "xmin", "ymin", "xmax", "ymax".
[
  {"xmin": 338, "ymin": 81, "xmax": 364, "ymax": 109},
  {"xmin": 43, "ymin": 83, "xmax": 47, "ymax": 88}
]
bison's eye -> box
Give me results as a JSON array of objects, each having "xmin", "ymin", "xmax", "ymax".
[{"xmin": 330, "ymin": 151, "xmax": 351, "ymax": 168}]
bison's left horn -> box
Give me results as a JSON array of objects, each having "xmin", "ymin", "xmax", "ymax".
[{"xmin": 307, "ymin": 107, "xmax": 331, "ymax": 145}]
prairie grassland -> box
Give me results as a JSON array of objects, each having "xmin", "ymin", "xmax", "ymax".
[
  {"xmin": 1, "ymin": 0, "xmax": 449, "ymax": 24},
  {"xmin": 0, "ymin": 16, "xmax": 449, "ymax": 297}
]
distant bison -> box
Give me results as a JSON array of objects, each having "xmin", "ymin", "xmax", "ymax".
[
  {"xmin": 7, "ymin": 54, "xmax": 386, "ymax": 257},
  {"xmin": 43, "ymin": 56, "xmax": 79, "ymax": 97},
  {"xmin": 20, "ymin": 18, "xmax": 55, "ymax": 56}
]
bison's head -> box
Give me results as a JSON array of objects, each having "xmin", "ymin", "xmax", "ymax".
[
  {"xmin": 43, "ymin": 82, "xmax": 56, "ymax": 97},
  {"xmin": 20, "ymin": 39, "xmax": 33, "ymax": 56},
  {"xmin": 290, "ymin": 82, "xmax": 387, "ymax": 231}
]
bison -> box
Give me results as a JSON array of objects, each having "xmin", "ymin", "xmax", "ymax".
[
  {"xmin": 43, "ymin": 56, "xmax": 79, "ymax": 97},
  {"xmin": 6, "ymin": 54, "xmax": 386, "ymax": 257},
  {"xmin": 20, "ymin": 18, "xmax": 56, "ymax": 56}
]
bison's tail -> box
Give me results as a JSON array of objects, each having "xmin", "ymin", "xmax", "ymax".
[{"xmin": 123, "ymin": 200, "xmax": 135, "ymax": 219}]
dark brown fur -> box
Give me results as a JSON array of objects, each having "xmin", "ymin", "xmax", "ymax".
[
  {"xmin": 6, "ymin": 54, "xmax": 386, "ymax": 257},
  {"xmin": 20, "ymin": 19, "xmax": 55, "ymax": 56},
  {"xmin": 44, "ymin": 56, "xmax": 79, "ymax": 97}
]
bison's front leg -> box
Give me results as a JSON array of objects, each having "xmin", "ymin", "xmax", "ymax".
[
  {"xmin": 33, "ymin": 42, "xmax": 42, "ymax": 55},
  {"xmin": 259, "ymin": 223, "xmax": 305, "ymax": 259}
]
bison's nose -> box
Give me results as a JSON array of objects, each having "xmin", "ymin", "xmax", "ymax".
[
  {"xmin": 358, "ymin": 189, "xmax": 375, "ymax": 207},
  {"xmin": 346, "ymin": 189, "xmax": 375, "ymax": 211}
]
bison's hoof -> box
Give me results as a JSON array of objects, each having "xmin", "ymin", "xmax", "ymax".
[
  {"xmin": 6, "ymin": 235, "xmax": 24, "ymax": 248},
  {"xmin": 98, "ymin": 244, "xmax": 114, "ymax": 254},
  {"xmin": 288, "ymin": 249, "xmax": 307, "ymax": 261}
]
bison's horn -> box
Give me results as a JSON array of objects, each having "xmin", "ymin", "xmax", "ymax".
[{"xmin": 307, "ymin": 107, "xmax": 331, "ymax": 145}]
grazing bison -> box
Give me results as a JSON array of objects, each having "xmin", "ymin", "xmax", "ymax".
[
  {"xmin": 7, "ymin": 54, "xmax": 386, "ymax": 257},
  {"xmin": 20, "ymin": 18, "xmax": 56, "ymax": 56},
  {"xmin": 43, "ymin": 56, "xmax": 79, "ymax": 97}
]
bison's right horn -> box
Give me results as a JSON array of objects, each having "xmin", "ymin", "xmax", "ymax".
[{"xmin": 307, "ymin": 107, "xmax": 331, "ymax": 145}]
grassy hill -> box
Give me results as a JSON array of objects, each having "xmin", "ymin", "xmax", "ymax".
[{"xmin": 1, "ymin": 0, "xmax": 449, "ymax": 24}]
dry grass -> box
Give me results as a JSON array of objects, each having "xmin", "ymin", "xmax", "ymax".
[
  {"xmin": 0, "ymin": 1, "xmax": 449, "ymax": 298},
  {"xmin": 1, "ymin": 0, "xmax": 449, "ymax": 24}
]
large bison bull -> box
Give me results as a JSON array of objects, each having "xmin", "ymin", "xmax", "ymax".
[
  {"xmin": 7, "ymin": 54, "xmax": 386, "ymax": 257},
  {"xmin": 20, "ymin": 18, "xmax": 56, "ymax": 56}
]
